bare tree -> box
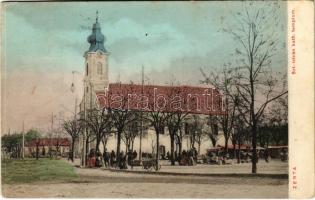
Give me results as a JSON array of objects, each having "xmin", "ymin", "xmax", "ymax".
[
  {"xmin": 201, "ymin": 67, "xmax": 237, "ymax": 155},
  {"xmin": 267, "ymin": 96, "xmax": 288, "ymax": 146},
  {"xmin": 185, "ymin": 115, "xmax": 205, "ymax": 155},
  {"xmin": 167, "ymin": 112, "xmax": 187, "ymax": 165},
  {"xmin": 233, "ymin": 114, "xmax": 248, "ymax": 163},
  {"xmin": 204, "ymin": 115, "xmax": 219, "ymax": 147},
  {"xmin": 110, "ymin": 108, "xmax": 134, "ymax": 161},
  {"xmin": 84, "ymin": 108, "xmax": 112, "ymax": 153},
  {"xmin": 221, "ymin": 2, "xmax": 287, "ymax": 173},
  {"xmin": 147, "ymin": 111, "xmax": 169, "ymax": 170},
  {"xmin": 107, "ymin": 83, "xmax": 137, "ymax": 166},
  {"xmin": 101, "ymin": 131, "xmax": 113, "ymax": 153},
  {"xmin": 63, "ymin": 119, "xmax": 85, "ymax": 162},
  {"xmin": 175, "ymin": 123, "xmax": 185, "ymax": 159},
  {"xmin": 122, "ymin": 120, "xmax": 139, "ymax": 153}
]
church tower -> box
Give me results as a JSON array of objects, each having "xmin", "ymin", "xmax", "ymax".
[
  {"xmin": 79, "ymin": 12, "xmax": 109, "ymax": 166},
  {"xmin": 83, "ymin": 12, "xmax": 109, "ymax": 109}
]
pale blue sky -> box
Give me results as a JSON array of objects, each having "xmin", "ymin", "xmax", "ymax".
[{"xmin": 2, "ymin": 1, "xmax": 287, "ymax": 132}]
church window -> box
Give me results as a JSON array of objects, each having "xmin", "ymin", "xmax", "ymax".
[{"xmin": 97, "ymin": 62, "xmax": 102, "ymax": 74}]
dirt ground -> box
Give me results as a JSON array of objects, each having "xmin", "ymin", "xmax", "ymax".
[
  {"xmin": 2, "ymin": 162, "xmax": 288, "ymax": 198},
  {"xmin": 131, "ymin": 159, "xmax": 288, "ymax": 174},
  {"xmin": 2, "ymin": 181, "xmax": 288, "ymax": 198}
]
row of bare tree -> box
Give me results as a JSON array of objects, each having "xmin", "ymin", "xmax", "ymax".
[
  {"xmin": 63, "ymin": 92, "xmax": 287, "ymax": 172},
  {"xmin": 200, "ymin": 2, "xmax": 288, "ymax": 173},
  {"xmin": 63, "ymin": 2, "xmax": 288, "ymax": 174}
]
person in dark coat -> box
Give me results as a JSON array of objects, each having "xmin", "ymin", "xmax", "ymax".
[
  {"xmin": 110, "ymin": 150, "xmax": 116, "ymax": 168},
  {"xmin": 132, "ymin": 150, "xmax": 137, "ymax": 160},
  {"xmin": 118, "ymin": 151, "xmax": 127, "ymax": 169},
  {"xmin": 166, "ymin": 151, "xmax": 170, "ymax": 160},
  {"xmin": 264, "ymin": 149, "xmax": 269, "ymax": 163},
  {"xmin": 127, "ymin": 150, "xmax": 132, "ymax": 166},
  {"xmin": 103, "ymin": 148, "xmax": 110, "ymax": 168}
]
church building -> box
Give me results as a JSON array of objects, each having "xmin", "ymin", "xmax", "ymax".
[{"xmin": 77, "ymin": 14, "xmax": 225, "ymax": 164}]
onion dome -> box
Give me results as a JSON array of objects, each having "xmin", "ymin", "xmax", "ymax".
[{"xmin": 86, "ymin": 12, "xmax": 107, "ymax": 53}]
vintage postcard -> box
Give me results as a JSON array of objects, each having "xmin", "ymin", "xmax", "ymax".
[{"xmin": 1, "ymin": 1, "xmax": 314, "ymax": 199}]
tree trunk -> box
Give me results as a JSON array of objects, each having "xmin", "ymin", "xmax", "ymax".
[
  {"xmin": 155, "ymin": 130, "xmax": 160, "ymax": 171},
  {"xmin": 178, "ymin": 140, "xmax": 182, "ymax": 157},
  {"xmin": 170, "ymin": 133, "xmax": 175, "ymax": 165},
  {"xmin": 191, "ymin": 136, "xmax": 195, "ymax": 149},
  {"xmin": 131, "ymin": 139, "xmax": 135, "ymax": 154},
  {"xmin": 96, "ymin": 138, "xmax": 101, "ymax": 153},
  {"xmin": 139, "ymin": 129, "xmax": 142, "ymax": 162},
  {"xmin": 237, "ymin": 139, "xmax": 241, "ymax": 164},
  {"xmin": 224, "ymin": 138, "xmax": 228, "ymax": 156},
  {"xmin": 85, "ymin": 137, "xmax": 89, "ymax": 166},
  {"xmin": 233, "ymin": 143, "xmax": 236, "ymax": 160},
  {"xmin": 116, "ymin": 130, "xmax": 121, "ymax": 167},
  {"xmin": 131, "ymin": 139, "xmax": 134, "ymax": 169},
  {"xmin": 252, "ymin": 122, "xmax": 258, "ymax": 173},
  {"xmin": 71, "ymin": 138, "xmax": 75, "ymax": 162},
  {"xmin": 102, "ymin": 138, "xmax": 108, "ymax": 153},
  {"xmin": 36, "ymin": 144, "xmax": 39, "ymax": 160}
]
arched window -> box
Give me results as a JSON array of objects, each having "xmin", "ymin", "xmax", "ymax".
[
  {"xmin": 97, "ymin": 62, "xmax": 102, "ymax": 75},
  {"xmin": 86, "ymin": 63, "xmax": 89, "ymax": 76}
]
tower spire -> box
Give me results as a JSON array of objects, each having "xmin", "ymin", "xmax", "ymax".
[{"xmin": 85, "ymin": 11, "xmax": 107, "ymax": 54}]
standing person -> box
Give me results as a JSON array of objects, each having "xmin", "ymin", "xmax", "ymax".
[
  {"xmin": 193, "ymin": 147, "xmax": 198, "ymax": 164},
  {"xmin": 132, "ymin": 150, "xmax": 137, "ymax": 161},
  {"xmin": 166, "ymin": 151, "xmax": 170, "ymax": 160},
  {"xmin": 97, "ymin": 151, "xmax": 103, "ymax": 167},
  {"xmin": 103, "ymin": 148, "xmax": 110, "ymax": 168},
  {"xmin": 264, "ymin": 149, "xmax": 269, "ymax": 163},
  {"xmin": 188, "ymin": 149, "xmax": 194, "ymax": 166},
  {"xmin": 110, "ymin": 150, "xmax": 116, "ymax": 168},
  {"xmin": 127, "ymin": 150, "xmax": 132, "ymax": 166},
  {"xmin": 119, "ymin": 151, "xmax": 127, "ymax": 169},
  {"xmin": 174, "ymin": 151, "xmax": 178, "ymax": 163},
  {"xmin": 132, "ymin": 150, "xmax": 137, "ymax": 166}
]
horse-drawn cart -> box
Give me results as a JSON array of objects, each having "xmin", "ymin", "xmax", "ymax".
[{"xmin": 142, "ymin": 159, "xmax": 161, "ymax": 171}]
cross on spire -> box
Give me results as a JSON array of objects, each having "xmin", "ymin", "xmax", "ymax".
[{"xmin": 96, "ymin": 10, "xmax": 99, "ymax": 23}]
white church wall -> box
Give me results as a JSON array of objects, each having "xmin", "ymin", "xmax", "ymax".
[{"xmin": 91, "ymin": 129, "xmax": 229, "ymax": 156}]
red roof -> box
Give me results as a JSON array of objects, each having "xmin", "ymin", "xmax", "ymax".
[
  {"xmin": 95, "ymin": 83, "xmax": 226, "ymax": 115},
  {"xmin": 26, "ymin": 138, "xmax": 70, "ymax": 147}
]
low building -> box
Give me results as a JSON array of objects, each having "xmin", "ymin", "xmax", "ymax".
[{"xmin": 25, "ymin": 138, "xmax": 70, "ymax": 158}]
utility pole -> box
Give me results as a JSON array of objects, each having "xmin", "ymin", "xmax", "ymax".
[
  {"xmin": 51, "ymin": 112, "xmax": 54, "ymax": 134},
  {"xmin": 74, "ymin": 97, "xmax": 78, "ymax": 159},
  {"xmin": 50, "ymin": 112, "xmax": 54, "ymax": 153},
  {"xmin": 71, "ymin": 71, "xmax": 83, "ymax": 166},
  {"xmin": 22, "ymin": 121, "xmax": 25, "ymax": 159},
  {"xmin": 139, "ymin": 65, "xmax": 144, "ymax": 163},
  {"xmin": 82, "ymin": 81, "xmax": 87, "ymax": 167},
  {"xmin": 86, "ymin": 83, "xmax": 93, "ymax": 157}
]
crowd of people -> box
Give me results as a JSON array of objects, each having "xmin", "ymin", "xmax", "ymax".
[
  {"xmin": 203, "ymin": 147, "xmax": 288, "ymax": 165},
  {"xmin": 87, "ymin": 149, "xmax": 138, "ymax": 169},
  {"xmin": 84, "ymin": 147, "xmax": 288, "ymax": 169}
]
